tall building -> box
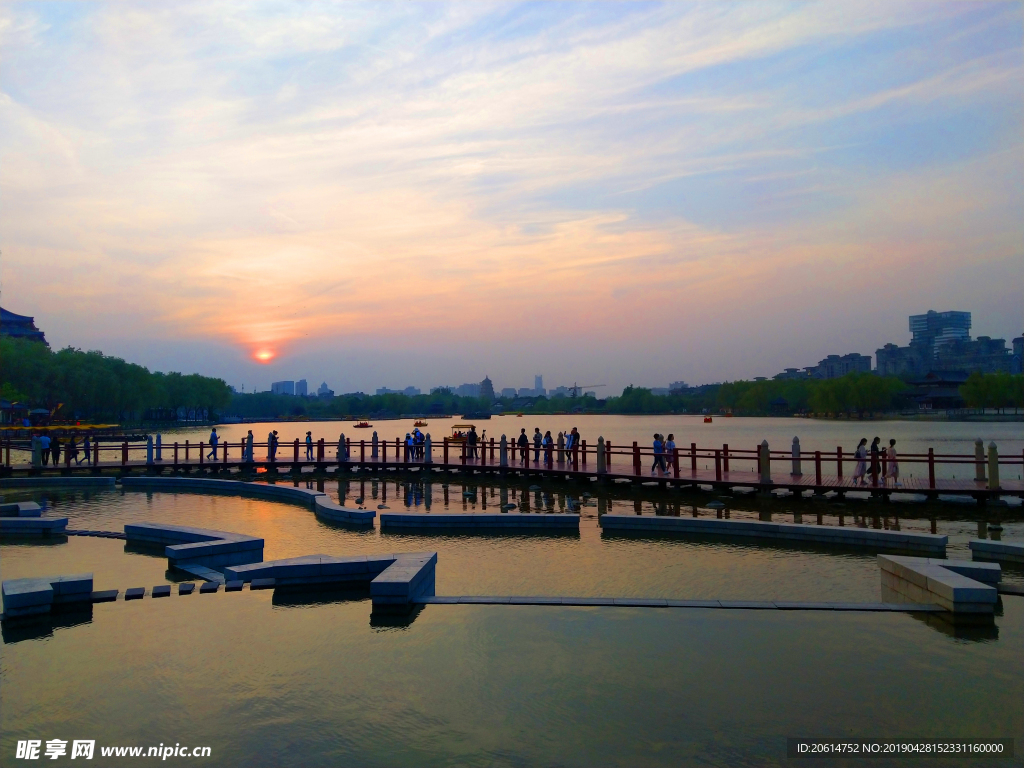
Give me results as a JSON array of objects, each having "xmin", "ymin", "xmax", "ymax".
[
  {"xmin": 317, "ymin": 382, "xmax": 334, "ymax": 398},
  {"xmin": 877, "ymin": 310, "xmax": 1013, "ymax": 376},
  {"xmin": 0, "ymin": 307, "xmax": 48, "ymax": 346},
  {"xmin": 271, "ymin": 380, "xmax": 295, "ymax": 395},
  {"xmin": 454, "ymin": 382, "xmax": 481, "ymax": 398},
  {"xmin": 295, "ymin": 379, "xmax": 308, "ymax": 397},
  {"xmin": 534, "ymin": 375, "xmax": 543, "ymax": 391},
  {"xmin": 1013, "ymin": 334, "xmax": 1023, "ymax": 374},
  {"xmin": 480, "ymin": 376, "xmax": 495, "ymax": 401},
  {"xmin": 814, "ymin": 353, "xmax": 871, "ymax": 379},
  {"xmin": 909, "ymin": 310, "xmax": 971, "ymax": 355},
  {"xmin": 376, "ymin": 386, "xmax": 422, "ymax": 396}
]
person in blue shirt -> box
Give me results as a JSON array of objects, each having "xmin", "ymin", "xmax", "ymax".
[
  {"xmin": 651, "ymin": 433, "xmax": 667, "ymax": 476},
  {"xmin": 207, "ymin": 428, "xmax": 219, "ymax": 460},
  {"xmin": 305, "ymin": 431, "xmax": 314, "ymax": 460}
]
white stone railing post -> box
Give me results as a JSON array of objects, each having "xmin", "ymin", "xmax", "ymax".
[
  {"xmin": 146, "ymin": 436, "xmax": 154, "ymax": 465},
  {"xmin": 988, "ymin": 442, "xmax": 1000, "ymax": 490},
  {"xmin": 425, "ymin": 434, "xmax": 433, "ymax": 464},
  {"xmin": 791, "ymin": 436, "xmax": 801, "ymax": 476},
  {"xmin": 975, "ymin": 438, "xmax": 986, "ymax": 482},
  {"xmin": 759, "ymin": 440, "xmax": 771, "ymax": 484},
  {"xmin": 155, "ymin": 434, "xmax": 162, "ymax": 461},
  {"xmin": 597, "ymin": 437, "xmax": 606, "ymax": 474},
  {"xmin": 372, "ymin": 431, "xmax": 379, "ymax": 459},
  {"xmin": 500, "ymin": 435, "xmax": 508, "ymax": 467}
]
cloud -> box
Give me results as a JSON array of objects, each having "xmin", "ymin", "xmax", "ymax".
[{"xmin": 1, "ymin": 1, "xmax": 1021, "ymax": 390}]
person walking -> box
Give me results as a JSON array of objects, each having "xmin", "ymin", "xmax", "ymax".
[
  {"xmin": 268, "ymin": 430, "xmax": 278, "ymax": 462},
  {"xmin": 852, "ymin": 438, "xmax": 868, "ymax": 486},
  {"xmin": 468, "ymin": 426, "xmax": 478, "ymax": 460},
  {"xmin": 886, "ymin": 439, "xmax": 900, "ymax": 488},
  {"xmin": 39, "ymin": 433, "xmax": 51, "ymax": 466},
  {"xmin": 533, "ymin": 428, "xmax": 542, "ymax": 463},
  {"xmin": 665, "ymin": 433, "xmax": 676, "ymax": 473},
  {"xmin": 245, "ymin": 430, "xmax": 254, "ymax": 463},
  {"xmin": 67, "ymin": 435, "xmax": 79, "ymax": 466},
  {"xmin": 542, "ymin": 430, "xmax": 553, "ymax": 465},
  {"xmin": 51, "ymin": 435, "xmax": 61, "ymax": 467},
  {"xmin": 207, "ymin": 428, "xmax": 219, "ymax": 460},
  {"xmin": 651, "ymin": 434, "xmax": 667, "ymax": 476},
  {"xmin": 81, "ymin": 433, "xmax": 92, "ymax": 465},
  {"xmin": 517, "ymin": 428, "xmax": 529, "ymax": 465},
  {"xmin": 305, "ymin": 431, "xmax": 314, "ymax": 460},
  {"xmin": 869, "ymin": 437, "xmax": 881, "ymax": 486}
]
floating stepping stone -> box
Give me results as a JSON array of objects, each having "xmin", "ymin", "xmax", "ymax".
[
  {"xmin": 125, "ymin": 588, "xmax": 145, "ymax": 600},
  {"xmin": 224, "ymin": 581, "xmax": 244, "ymax": 592},
  {"xmin": 199, "ymin": 582, "xmax": 219, "ymax": 594},
  {"xmin": 152, "ymin": 585, "xmax": 171, "ymax": 598},
  {"xmin": 706, "ymin": 501, "xmax": 726, "ymax": 509},
  {"xmin": 378, "ymin": 504, "xmax": 389, "ymax": 510},
  {"xmin": 90, "ymin": 589, "xmax": 118, "ymax": 603},
  {"xmin": 502, "ymin": 503, "xmax": 517, "ymax": 511},
  {"xmin": 354, "ymin": 497, "xmax": 364, "ymax": 504},
  {"xmin": 178, "ymin": 583, "xmax": 195, "ymax": 595},
  {"xmin": 250, "ymin": 578, "xmax": 276, "ymax": 590}
]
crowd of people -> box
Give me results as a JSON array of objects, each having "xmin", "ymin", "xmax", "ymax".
[
  {"xmin": 28, "ymin": 432, "xmax": 93, "ymax": 466},
  {"xmin": 851, "ymin": 437, "xmax": 900, "ymax": 487}
]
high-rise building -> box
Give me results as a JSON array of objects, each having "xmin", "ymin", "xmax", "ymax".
[
  {"xmin": 317, "ymin": 382, "xmax": 334, "ymax": 398},
  {"xmin": 480, "ymin": 376, "xmax": 495, "ymax": 401},
  {"xmin": 271, "ymin": 380, "xmax": 294, "ymax": 395},
  {"xmin": 295, "ymin": 379, "xmax": 308, "ymax": 397},
  {"xmin": 534, "ymin": 375, "xmax": 543, "ymax": 391},
  {"xmin": 877, "ymin": 310, "xmax": 1012, "ymax": 376}
]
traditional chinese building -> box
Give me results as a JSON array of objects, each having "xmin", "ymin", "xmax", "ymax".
[{"xmin": 0, "ymin": 307, "xmax": 48, "ymax": 346}]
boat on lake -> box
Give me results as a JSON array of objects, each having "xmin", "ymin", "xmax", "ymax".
[{"xmin": 353, "ymin": 421, "xmax": 373, "ymax": 428}]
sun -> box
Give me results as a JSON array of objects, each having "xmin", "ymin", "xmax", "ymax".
[{"xmin": 253, "ymin": 349, "xmax": 276, "ymax": 363}]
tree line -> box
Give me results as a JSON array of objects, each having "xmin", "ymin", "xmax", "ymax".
[{"xmin": 1, "ymin": 337, "xmax": 232, "ymax": 422}]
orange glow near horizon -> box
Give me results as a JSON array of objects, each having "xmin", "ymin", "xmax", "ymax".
[{"xmin": 254, "ymin": 349, "xmax": 276, "ymax": 364}]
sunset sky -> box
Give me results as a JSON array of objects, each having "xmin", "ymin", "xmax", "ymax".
[{"xmin": 2, "ymin": 1, "xmax": 1021, "ymax": 395}]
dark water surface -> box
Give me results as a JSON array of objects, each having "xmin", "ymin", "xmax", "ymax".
[{"xmin": 2, "ymin": 487, "xmax": 1023, "ymax": 766}]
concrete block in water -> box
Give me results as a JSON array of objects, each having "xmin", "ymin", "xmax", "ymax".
[
  {"xmin": 878, "ymin": 555, "xmax": 999, "ymax": 613},
  {"xmin": 125, "ymin": 588, "xmax": 145, "ymax": 600},
  {"xmin": 152, "ymin": 585, "xmax": 171, "ymax": 598},
  {"xmin": 969, "ymin": 539, "xmax": 1024, "ymax": 564}
]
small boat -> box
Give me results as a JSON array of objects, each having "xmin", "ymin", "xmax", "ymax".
[
  {"xmin": 413, "ymin": 420, "xmax": 428, "ymax": 427},
  {"xmin": 703, "ymin": 416, "xmax": 713, "ymax": 423},
  {"xmin": 353, "ymin": 421, "xmax": 373, "ymax": 428}
]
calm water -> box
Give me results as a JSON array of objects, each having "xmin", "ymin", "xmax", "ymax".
[{"xmin": 2, "ymin": 486, "xmax": 1023, "ymax": 766}]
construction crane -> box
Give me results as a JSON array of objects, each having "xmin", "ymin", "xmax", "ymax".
[{"xmin": 568, "ymin": 383, "xmax": 606, "ymax": 398}]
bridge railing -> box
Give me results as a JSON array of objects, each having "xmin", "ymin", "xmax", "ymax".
[{"xmin": 2, "ymin": 435, "xmax": 1022, "ymax": 491}]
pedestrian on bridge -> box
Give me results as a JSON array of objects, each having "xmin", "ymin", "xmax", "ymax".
[
  {"xmin": 543, "ymin": 430, "xmax": 553, "ymax": 464},
  {"xmin": 651, "ymin": 434, "xmax": 667, "ymax": 476},
  {"xmin": 67, "ymin": 435, "xmax": 79, "ymax": 465},
  {"xmin": 39, "ymin": 433, "xmax": 51, "ymax": 466},
  {"xmin": 245, "ymin": 430, "xmax": 254, "ymax": 462},
  {"xmin": 533, "ymin": 428, "xmax": 542, "ymax": 462},
  {"xmin": 517, "ymin": 428, "xmax": 529, "ymax": 465},
  {"xmin": 305, "ymin": 431, "xmax": 314, "ymax": 460},
  {"xmin": 852, "ymin": 438, "xmax": 868, "ymax": 485},
  {"xmin": 207, "ymin": 429, "xmax": 219, "ymax": 460},
  {"xmin": 50, "ymin": 435, "xmax": 61, "ymax": 467},
  {"xmin": 886, "ymin": 439, "xmax": 900, "ymax": 488},
  {"xmin": 81, "ymin": 434, "xmax": 92, "ymax": 465}
]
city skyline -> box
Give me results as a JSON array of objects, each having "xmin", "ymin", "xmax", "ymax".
[{"xmin": 2, "ymin": 2, "xmax": 1022, "ymax": 393}]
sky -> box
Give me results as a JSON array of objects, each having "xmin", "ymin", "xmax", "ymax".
[{"xmin": 1, "ymin": 1, "xmax": 1022, "ymax": 396}]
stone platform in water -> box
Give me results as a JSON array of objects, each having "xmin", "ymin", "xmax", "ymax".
[
  {"xmin": 600, "ymin": 514, "xmax": 947, "ymax": 555},
  {"xmin": 0, "ymin": 501, "xmax": 68, "ymax": 536},
  {"xmin": 0, "ymin": 476, "xmax": 116, "ymax": 489},
  {"xmin": 2, "ymin": 573, "xmax": 93, "ymax": 618},
  {"xmin": 124, "ymin": 522, "xmax": 264, "ymax": 568},
  {"xmin": 224, "ymin": 552, "xmax": 437, "ymax": 611},
  {"xmin": 969, "ymin": 539, "xmax": 1024, "ymax": 564},
  {"xmin": 120, "ymin": 476, "xmax": 375, "ymax": 525},
  {"xmin": 878, "ymin": 555, "xmax": 1000, "ymax": 614},
  {"xmin": 379, "ymin": 512, "xmax": 579, "ymax": 530}
]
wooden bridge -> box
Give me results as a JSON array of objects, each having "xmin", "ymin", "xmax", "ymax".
[{"xmin": 3, "ymin": 435, "xmax": 1022, "ymax": 504}]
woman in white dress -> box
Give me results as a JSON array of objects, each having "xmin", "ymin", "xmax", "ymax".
[
  {"xmin": 886, "ymin": 439, "xmax": 900, "ymax": 487},
  {"xmin": 852, "ymin": 438, "xmax": 868, "ymax": 486}
]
